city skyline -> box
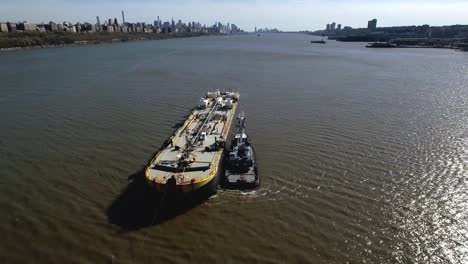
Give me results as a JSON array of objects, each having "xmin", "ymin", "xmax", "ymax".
[{"xmin": 1, "ymin": 0, "xmax": 467, "ymax": 31}]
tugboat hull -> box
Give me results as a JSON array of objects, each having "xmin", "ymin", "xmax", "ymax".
[{"xmin": 223, "ymin": 166, "xmax": 259, "ymax": 189}]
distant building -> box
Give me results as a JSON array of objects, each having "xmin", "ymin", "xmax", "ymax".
[
  {"xmin": 67, "ymin": 25, "xmax": 76, "ymax": 33},
  {"xmin": 231, "ymin": 24, "xmax": 239, "ymax": 33},
  {"xmin": 80, "ymin": 24, "xmax": 90, "ymax": 32},
  {"xmin": 156, "ymin": 16, "xmax": 161, "ymax": 28},
  {"xmin": 96, "ymin": 16, "xmax": 101, "ymax": 27},
  {"xmin": 0, "ymin": 23, "xmax": 8, "ymax": 32},
  {"xmin": 121, "ymin": 11, "xmax": 125, "ymax": 25},
  {"xmin": 368, "ymin": 19, "xmax": 377, "ymax": 31},
  {"xmin": 49, "ymin": 22, "xmax": 59, "ymax": 32},
  {"xmin": 331, "ymin": 22, "xmax": 336, "ymax": 31},
  {"xmin": 337, "ymin": 24, "xmax": 342, "ymax": 31},
  {"xmin": 7, "ymin": 22, "xmax": 17, "ymax": 32},
  {"xmin": 162, "ymin": 22, "xmax": 170, "ymax": 32},
  {"xmin": 36, "ymin": 26, "xmax": 46, "ymax": 32},
  {"xmin": 326, "ymin": 24, "xmax": 330, "ymax": 31}
]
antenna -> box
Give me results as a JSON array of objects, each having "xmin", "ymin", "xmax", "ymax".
[{"xmin": 237, "ymin": 112, "xmax": 246, "ymax": 146}]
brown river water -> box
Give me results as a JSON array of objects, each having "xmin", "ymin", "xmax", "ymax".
[{"xmin": 1, "ymin": 33, "xmax": 468, "ymax": 263}]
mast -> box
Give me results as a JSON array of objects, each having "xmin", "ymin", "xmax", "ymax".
[{"xmin": 237, "ymin": 112, "xmax": 246, "ymax": 146}]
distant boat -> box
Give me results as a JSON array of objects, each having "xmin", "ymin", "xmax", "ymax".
[
  {"xmin": 311, "ymin": 40, "xmax": 326, "ymax": 44},
  {"xmin": 366, "ymin": 42, "xmax": 397, "ymax": 48},
  {"xmin": 311, "ymin": 35, "xmax": 326, "ymax": 44},
  {"xmin": 257, "ymin": 34, "xmax": 261, "ymax": 37}
]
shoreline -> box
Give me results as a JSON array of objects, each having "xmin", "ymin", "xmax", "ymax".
[
  {"xmin": 0, "ymin": 32, "xmax": 221, "ymax": 52},
  {"xmin": 365, "ymin": 41, "xmax": 467, "ymax": 51}
]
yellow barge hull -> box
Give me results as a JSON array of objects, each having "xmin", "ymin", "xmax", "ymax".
[{"xmin": 146, "ymin": 161, "xmax": 222, "ymax": 193}]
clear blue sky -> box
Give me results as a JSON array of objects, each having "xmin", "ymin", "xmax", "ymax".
[{"xmin": 1, "ymin": 0, "xmax": 467, "ymax": 31}]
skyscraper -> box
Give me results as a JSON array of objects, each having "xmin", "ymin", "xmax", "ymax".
[
  {"xmin": 121, "ymin": 11, "xmax": 125, "ymax": 25},
  {"xmin": 326, "ymin": 24, "xmax": 331, "ymax": 31},
  {"xmin": 337, "ymin": 24, "xmax": 342, "ymax": 31},
  {"xmin": 368, "ymin": 19, "xmax": 377, "ymax": 31},
  {"xmin": 96, "ymin": 16, "xmax": 101, "ymax": 26},
  {"xmin": 331, "ymin": 22, "xmax": 336, "ymax": 31}
]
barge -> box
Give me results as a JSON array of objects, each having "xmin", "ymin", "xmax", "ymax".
[{"xmin": 145, "ymin": 90, "xmax": 239, "ymax": 195}]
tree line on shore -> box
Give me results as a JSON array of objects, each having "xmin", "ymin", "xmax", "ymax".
[{"xmin": 0, "ymin": 31, "xmax": 210, "ymax": 49}]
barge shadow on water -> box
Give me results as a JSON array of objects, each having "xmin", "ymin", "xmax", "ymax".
[
  {"xmin": 107, "ymin": 169, "xmax": 213, "ymax": 231},
  {"xmin": 107, "ymin": 115, "xmax": 224, "ymax": 230}
]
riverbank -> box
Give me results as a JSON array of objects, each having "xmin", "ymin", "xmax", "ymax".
[
  {"xmin": 364, "ymin": 39, "xmax": 468, "ymax": 51},
  {"xmin": 326, "ymin": 33, "xmax": 467, "ymax": 51},
  {"xmin": 0, "ymin": 31, "xmax": 219, "ymax": 52}
]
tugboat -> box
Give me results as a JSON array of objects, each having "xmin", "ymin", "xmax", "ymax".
[{"xmin": 223, "ymin": 112, "xmax": 259, "ymax": 189}]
